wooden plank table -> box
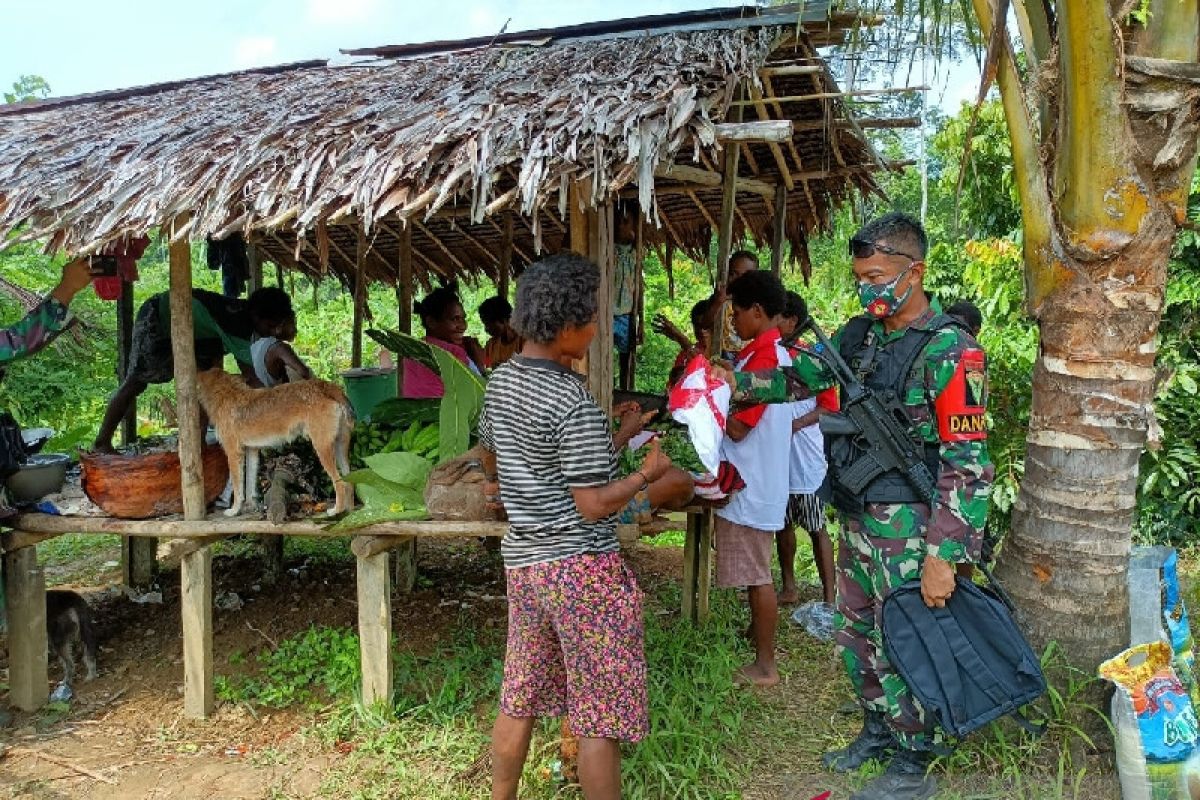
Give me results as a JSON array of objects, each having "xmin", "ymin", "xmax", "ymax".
[{"xmin": 1, "ymin": 512, "xmax": 708, "ymax": 715}]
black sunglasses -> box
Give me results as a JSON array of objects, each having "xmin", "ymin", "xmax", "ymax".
[{"xmin": 849, "ymin": 238, "xmax": 919, "ymax": 262}]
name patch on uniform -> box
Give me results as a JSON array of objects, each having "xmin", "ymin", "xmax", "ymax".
[{"xmin": 935, "ymin": 347, "xmax": 988, "ymax": 442}]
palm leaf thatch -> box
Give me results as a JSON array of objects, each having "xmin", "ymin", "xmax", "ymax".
[{"xmin": 0, "ymin": 3, "xmax": 906, "ymax": 285}]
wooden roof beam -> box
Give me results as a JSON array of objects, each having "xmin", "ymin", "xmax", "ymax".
[
  {"xmin": 730, "ymin": 86, "xmax": 929, "ymax": 106},
  {"xmin": 790, "ymin": 160, "xmax": 914, "ymax": 182},
  {"xmin": 655, "ymin": 163, "xmax": 776, "ymax": 198},
  {"xmin": 714, "ymin": 120, "xmax": 793, "ymax": 143},
  {"xmin": 485, "ymin": 217, "xmax": 533, "ymax": 264},
  {"xmin": 746, "ymin": 83, "xmax": 794, "ymax": 191},
  {"xmin": 414, "ymin": 220, "xmax": 468, "ymax": 275},
  {"xmin": 759, "ymin": 65, "xmax": 823, "ymax": 78}
]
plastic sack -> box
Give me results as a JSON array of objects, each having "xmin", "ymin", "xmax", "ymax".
[
  {"xmin": 667, "ymin": 354, "xmax": 730, "ymax": 476},
  {"xmin": 1100, "ymin": 640, "xmax": 1200, "ymax": 799},
  {"xmin": 1131, "ymin": 546, "xmax": 1196, "ymax": 691}
]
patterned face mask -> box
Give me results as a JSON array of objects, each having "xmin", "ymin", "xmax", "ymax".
[{"xmin": 858, "ymin": 265, "xmax": 915, "ymax": 319}]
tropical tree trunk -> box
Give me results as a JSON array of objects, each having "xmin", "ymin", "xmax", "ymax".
[{"xmin": 972, "ymin": 0, "xmax": 1200, "ymax": 671}]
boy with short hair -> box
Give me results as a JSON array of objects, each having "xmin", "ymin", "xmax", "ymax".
[{"xmin": 715, "ymin": 270, "xmax": 792, "ymax": 687}]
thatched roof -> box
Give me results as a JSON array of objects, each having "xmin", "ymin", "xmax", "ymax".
[{"xmin": 0, "ymin": 3, "xmax": 905, "ymax": 285}]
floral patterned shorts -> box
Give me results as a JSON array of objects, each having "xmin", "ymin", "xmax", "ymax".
[{"xmin": 500, "ymin": 551, "xmax": 648, "ymax": 742}]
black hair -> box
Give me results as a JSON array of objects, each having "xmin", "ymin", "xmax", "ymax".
[
  {"xmin": 782, "ymin": 290, "xmax": 809, "ymax": 326},
  {"xmin": 946, "ymin": 300, "xmax": 983, "ymax": 335},
  {"xmin": 729, "ymin": 249, "xmax": 758, "ymax": 269},
  {"xmin": 512, "ymin": 252, "xmax": 600, "ymax": 344},
  {"xmin": 478, "ymin": 296, "xmax": 513, "ymax": 325},
  {"xmin": 728, "ymin": 270, "xmax": 786, "ymax": 318},
  {"xmin": 689, "ymin": 298, "xmax": 712, "ymax": 335},
  {"xmin": 247, "ymin": 287, "xmax": 293, "ymax": 324},
  {"xmin": 414, "ymin": 282, "xmax": 462, "ymax": 323},
  {"xmin": 853, "ymin": 211, "xmax": 928, "ymax": 259}
]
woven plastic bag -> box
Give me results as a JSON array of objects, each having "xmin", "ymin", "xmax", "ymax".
[
  {"xmin": 1131, "ymin": 547, "xmax": 1196, "ymax": 691},
  {"xmin": 1100, "ymin": 640, "xmax": 1200, "ymax": 799}
]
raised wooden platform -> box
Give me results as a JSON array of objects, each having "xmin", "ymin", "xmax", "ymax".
[{"xmin": 1, "ymin": 510, "xmax": 711, "ymax": 716}]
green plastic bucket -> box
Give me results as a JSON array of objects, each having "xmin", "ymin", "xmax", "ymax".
[{"xmin": 341, "ymin": 368, "xmax": 397, "ymax": 420}]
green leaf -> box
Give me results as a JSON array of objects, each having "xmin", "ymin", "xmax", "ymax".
[
  {"xmin": 323, "ymin": 505, "xmax": 429, "ymax": 533},
  {"xmin": 430, "ymin": 345, "xmax": 485, "ymax": 464},
  {"xmin": 363, "ymin": 451, "xmax": 432, "ymax": 488},
  {"xmin": 1177, "ymin": 371, "xmax": 1198, "ymax": 395},
  {"xmin": 367, "ymin": 328, "xmax": 438, "ymax": 372}
]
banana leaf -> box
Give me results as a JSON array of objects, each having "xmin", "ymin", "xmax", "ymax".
[{"xmin": 367, "ymin": 328, "xmax": 438, "ymax": 372}]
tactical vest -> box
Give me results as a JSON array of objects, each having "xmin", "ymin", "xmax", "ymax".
[{"xmin": 827, "ymin": 313, "xmax": 965, "ymax": 509}]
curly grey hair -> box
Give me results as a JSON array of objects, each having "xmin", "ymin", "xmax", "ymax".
[{"xmin": 512, "ymin": 252, "xmax": 600, "ymax": 344}]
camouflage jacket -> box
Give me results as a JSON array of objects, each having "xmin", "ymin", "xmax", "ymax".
[
  {"xmin": 0, "ymin": 297, "xmax": 69, "ymax": 367},
  {"xmin": 732, "ymin": 301, "xmax": 995, "ymax": 563}
]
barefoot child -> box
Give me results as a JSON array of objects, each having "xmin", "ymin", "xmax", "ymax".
[
  {"xmin": 716, "ymin": 271, "xmax": 793, "ymax": 687},
  {"xmin": 478, "ymin": 253, "xmax": 682, "ymax": 800}
]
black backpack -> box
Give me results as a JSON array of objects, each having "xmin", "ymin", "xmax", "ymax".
[{"xmin": 882, "ymin": 572, "xmax": 1047, "ymax": 740}]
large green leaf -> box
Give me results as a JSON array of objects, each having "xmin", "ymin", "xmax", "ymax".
[
  {"xmin": 368, "ymin": 327, "xmax": 484, "ymax": 465},
  {"xmin": 363, "ymin": 451, "xmax": 432, "ymax": 488},
  {"xmin": 323, "ymin": 504, "xmax": 429, "ymax": 533},
  {"xmin": 367, "ymin": 328, "xmax": 439, "ymax": 372},
  {"xmin": 429, "ymin": 345, "xmax": 484, "ymax": 464}
]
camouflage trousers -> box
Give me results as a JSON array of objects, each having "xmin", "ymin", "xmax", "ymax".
[{"xmin": 834, "ymin": 509, "xmax": 945, "ymax": 752}]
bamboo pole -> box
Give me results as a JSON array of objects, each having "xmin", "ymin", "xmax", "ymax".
[
  {"xmin": 168, "ymin": 214, "xmax": 213, "ymax": 720},
  {"xmin": 397, "ymin": 223, "xmax": 413, "ymax": 334},
  {"xmin": 351, "ymin": 226, "xmax": 366, "ymax": 368}
]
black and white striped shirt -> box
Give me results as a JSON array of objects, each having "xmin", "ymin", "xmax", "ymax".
[{"xmin": 477, "ymin": 355, "xmax": 619, "ymax": 569}]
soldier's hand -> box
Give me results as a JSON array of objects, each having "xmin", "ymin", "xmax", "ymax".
[{"xmin": 921, "ymin": 554, "xmax": 957, "ymax": 608}]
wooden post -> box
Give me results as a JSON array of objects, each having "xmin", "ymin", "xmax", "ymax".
[
  {"xmin": 118, "ymin": 279, "xmax": 157, "ymax": 589},
  {"xmin": 4, "ymin": 546, "xmax": 47, "ymax": 711},
  {"xmin": 710, "ymin": 98, "xmax": 743, "ymax": 357},
  {"xmin": 169, "ymin": 215, "xmax": 214, "ymax": 719},
  {"xmin": 568, "ymin": 181, "xmax": 591, "ymax": 378},
  {"xmin": 397, "ymin": 223, "xmax": 413, "ymax": 334},
  {"xmin": 352, "ymin": 226, "xmax": 366, "ymax": 369},
  {"xmin": 628, "ymin": 213, "xmax": 644, "ymax": 390},
  {"xmin": 695, "ymin": 513, "xmax": 713, "ymax": 623},
  {"xmin": 665, "ymin": 241, "xmax": 676, "ymax": 300},
  {"xmin": 498, "ymin": 213, "xmax": 514, "ymax": 300},
  {"xmin": 770, "ymin": 183, "xmax": 788, "ymax": 277},
  {"xmin": 275, "ymin": 261, "xmax": 284, "ymax": 288},
  {"xmin": 356, "ymin": 545, "xmax": 393, "ymax": 707},
  {"xmin": 393, "ymin": 536, "xmax": 417, "ymax": 594},
  {"xmin": 681, "ymin": 512, "xmax": 700, "ymax": 622},
  {"xmin": 247, "ymin": 243, "xmax": 263, "ymax": 292},
  {"xmin": 587, "ymin": 201, "xmax": 615, "ymax": 414}
]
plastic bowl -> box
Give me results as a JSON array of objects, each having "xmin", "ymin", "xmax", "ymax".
[{"xmin": 5, "ymin": 452, "xmax": 70, "ymax": 503}]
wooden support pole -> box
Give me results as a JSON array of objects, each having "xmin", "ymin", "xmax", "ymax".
[
  {"xmin": 397, "ymin": 223, "xmax": 413, "ymax": 334},
  {"xmin": 4, "ymin": 546, "xmax": 47, "ymax": 711},
  {"xmin": 169, "ymin": 214, "xmax": 213, "ymax": 720},
  {"xmin": 695, "ymin": 512, "xmax": 713, "ymax": 623},
  {"xmin": 498, "ymin": 213, "xmax": 514, "ymax": 300},
  {"xmin": 681, "ymin": 512, "xmax": 700, "ymax": 622},
  {"xmin": 181, "ymin": 547, "xmax": 213, "ymax": 718},
  {"xmin": 569, "ymin": 182, "xmax": 590, "ymax": 378},
  {"xmin": 356, "ymin": 548, "xmax": 393, "ymax": 707},
  {"xmin": 713, "ymin": 120, "xmax": 794, "ymax": 142},
  {"xmin": 118, "ymin": 279, "xmax": 157, "ymax": 588},
  {"xmin": 351, "ymin": 227, "xmax": 367, "ymax": 369},
  {"xmin": 770, "ymin": 182, "xmax": 788, "ymax": 277},
  {"xmin": 710, "ymin": 117, "xmax": 743, "ymax": 356},
  {"xmin": 665, "ymin": 241, "xmax": 676, "ymax": 300},
  {"xmin": 629, "ymin": 213, "xmax": 644, "ymax": 390},
  {"xmin": 393, "ymin": 537, "xmax": 417, "ymax": 595},
  {"xmin": 247, "ymin": 243, "xmax": 264, "ymax": 292},
  {"xmin": 586, "ymin": 200, "xmax": 614, "ymax": 413}
]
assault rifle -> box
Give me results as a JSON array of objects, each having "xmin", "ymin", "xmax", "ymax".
[{"xmin": 805, "ymin": 319, "xmax": 937, "ymax": 506}]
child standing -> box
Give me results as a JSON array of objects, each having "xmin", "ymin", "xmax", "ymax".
[
  {"xmin": 478, "ymin": 253, "xmax": 674, "ymax": 800},
  {"xmin": 715, "ymin": 271, "xmax": 793, "ymax": 687},
  {"xmin": 774, "ymin": 292, "xmax": 838, "ymax": 637}
]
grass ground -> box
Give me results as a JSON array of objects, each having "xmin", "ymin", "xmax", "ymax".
[{"xmin": 5, "ymin": 532, "xmax": 1121, "ymax": 799}]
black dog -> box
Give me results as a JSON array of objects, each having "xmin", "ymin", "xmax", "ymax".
[{"xmin": 45, "ymin": 589, "xmax": 98, "ymax": 686}]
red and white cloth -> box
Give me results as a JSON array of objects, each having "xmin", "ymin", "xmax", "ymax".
[{"xmin": 667, "ymin": 353, "xmax": 731, "ymax": 476}]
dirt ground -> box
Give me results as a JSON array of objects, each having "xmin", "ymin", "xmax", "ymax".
[{"xmin": 0, "ymin": 536, "xmax": 1121, "ymax": 800}]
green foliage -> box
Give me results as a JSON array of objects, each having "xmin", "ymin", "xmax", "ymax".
[
  {"xmin": 327, "ymin": 452, "xmax": 432, "ymax": 532},
  {"xmin": 216, "ymin": 625, "xmax": 361, "ymax": 708},
  {"xmin": 3, "ymin": 74, "xmax": 50, "ymax": 104}
]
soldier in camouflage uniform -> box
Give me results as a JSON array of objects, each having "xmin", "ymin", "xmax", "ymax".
[{"xmin": 728, "ymin": 212, "xmax": 993, "ymax": 800}]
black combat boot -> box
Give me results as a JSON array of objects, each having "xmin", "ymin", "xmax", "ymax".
[
  {"xmin": 821, "ymin": 710, "xmax": 897, "ymax": 772},
  {"xmin": 850, "ymin": 747, "xmax": 938, "ymax": 800}
]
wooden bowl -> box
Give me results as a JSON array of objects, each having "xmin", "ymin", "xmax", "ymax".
[{"xmin": 80, "ymin": 444, "xmax": 229, "ymax": 519}]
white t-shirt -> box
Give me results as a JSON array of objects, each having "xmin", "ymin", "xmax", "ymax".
[
  {"xmin": 787, "ymin": 397, "xmax": 827, "ymax": 495},
  {"xmin": 250, "ymin": 336, "xmax": 280, "ymax": 387},
  {"xmin": 716, "ymin": 340, "xmax": 793, "ymax": 531}
]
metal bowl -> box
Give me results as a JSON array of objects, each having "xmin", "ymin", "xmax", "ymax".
[
  {"xmin": 21, "ymin": 427, "xmax": 55, "ymax": 455},
  {"xmin": 5, "ymin": 452, "xmax": 70, "ymax": 503}
]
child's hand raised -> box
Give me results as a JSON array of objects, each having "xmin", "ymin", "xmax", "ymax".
[{"xmin": 638, "ymin": 439, "xmax": 672, "ymax": 483}]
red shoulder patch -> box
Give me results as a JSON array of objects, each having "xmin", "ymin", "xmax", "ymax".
[{"xmin": 935, "ymin": 348, "xmax": 987, "ymax": 442}]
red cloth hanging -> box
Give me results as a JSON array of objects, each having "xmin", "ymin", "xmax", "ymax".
[{"xmin": 92, "ymin": 236, "xmax": 150, "ymax": 300}]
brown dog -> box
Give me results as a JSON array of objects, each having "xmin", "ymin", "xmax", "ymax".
[{"xmin": 196, "ymin": 368, "xmax": 354, "ymax": 517}]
